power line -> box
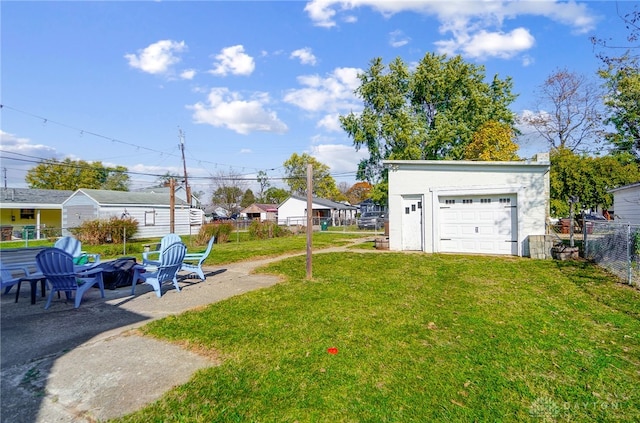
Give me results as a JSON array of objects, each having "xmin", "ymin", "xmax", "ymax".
[{"xmin": 0, "ymin": 103, "xmax": 288, "ymax": 174}]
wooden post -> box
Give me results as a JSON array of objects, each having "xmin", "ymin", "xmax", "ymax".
[
  {"xmin": 306, "ymin": 164, "xmax": 313, "ymax": 279},
  {"xmin": 170, "ymin": 178, "xmax": 176, "ymax": 233}
]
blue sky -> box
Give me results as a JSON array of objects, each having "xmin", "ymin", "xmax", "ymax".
[{"xmin": 0, "ymin": 1, "xmax": 633, "ymax": 197}]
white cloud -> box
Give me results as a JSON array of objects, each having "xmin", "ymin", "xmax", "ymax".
[
  {"xmin": 209, "ymin": 45, "xmax": 255, "ymax": 76},
  {"xmin": 180, "ymin": 69, "xmax": 196, "ymax": 80},
  {"xmin": 240, "ymin": 148, "xmax": 252, "ymax": 154},
  {"xmin": 389, "ymin": 30, "xmax": 410, "ymax": 48},
  {"xmin": 0, "ymin": 130, "xmax": 60, "ymax": 187},
  {"xmin": 290, "ymin": 47, "xmax": 318, "ymax": 66},
  {"xmin": 436, "ymin": 27, "xmax": 535, "ymax": 59},
  {"xmin": 125, "ymin": 40, "xmax": 187, "ymax": 75},
  {"xmin": 309, "ymin": 143, "xmax": 367, "ymax": 175},
  {"xmin": 304, "ymin": 1, "xmax": 597, "ymax": 59},
  {"xmin": 317, "ymin": 114, "xmax": 343, "ymax": 132},
  {"xmin": 188, "ymin": 87, "xmax": 288, "ymax": 135},
  {"xmin": 283, "ymin": 67, "xmax": 362, "ymax": 113}
]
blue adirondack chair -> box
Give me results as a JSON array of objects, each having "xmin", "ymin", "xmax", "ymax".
[
  {"xmin": 54, "ymin": 236, "xmax": 101, "ymax": 266},
  {"xmin": 142, "ymin": 233, "xmax": 181, "ymax": 266},
  {"xmin": 181, "ymin": 236, "xmax": 215, "ymax": 281},
  {"xmin": 132, "ymin": 242, "xmax": 186, "ymax": 297},
  {"xmin": 1, "ymin": 263, "xmax": 31, "ymax": 296},
  {"xmin": 36, "ymin": 248, "xmax": 105, "ymax": 309}
]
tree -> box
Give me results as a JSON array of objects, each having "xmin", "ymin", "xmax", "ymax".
[
  {"xmin": 26, "ymin": 158, "xmax": 129, "ymax": 191},
  {"xmin": 599, "ymin": 56, "xmax": 640, "ymax": 160},
  {"xmin": 345, "ymin": 181, "xmax": 373, "ymax": 205},
  {"xmin": 283, "ymin": 153, "xmax": 341, "ymax": 200},
  {"xmin": 256, "ymin": 170, "xmax": 270, "ymax": 202},
  {"xmin": 240, "ymin": 189, "xmax": 256, "ymax": 208},
  {"xmin": 210, "ymin": 170, "xmax": 247, "ymax": 215},
  {"xmin": 263, "ymin": 187, "xmax": 290, "ymax": 204},
  {"xmin": 550, "ymin": 148, "xmax": 640, "ymax": 217},
  {"xmin": 340, "ymin": 53, "xmax": 517, "ymax": 204},
  {"xmin": 463, "ymin": 121, "xmax": 520, "ymax": 161},
  {"xmin": 593, "ymin": 4, "xmax": 640, "ymax": 161},
  {"xmin": 520, "ymin": 68, "xmax": 604, "ymax": 153}
]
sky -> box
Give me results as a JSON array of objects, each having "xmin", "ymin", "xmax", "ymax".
[{"xmin": 0, "ymin": 0, "xmax": 635, "ymax": 198}]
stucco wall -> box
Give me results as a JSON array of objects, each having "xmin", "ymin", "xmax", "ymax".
[{"xmin": 386, "ymin": 159, "xmax": 550, "ymax": 256}]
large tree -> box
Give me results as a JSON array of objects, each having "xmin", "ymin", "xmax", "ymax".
[
  {"xmin": 521, "ymin": 68, "xmax": 604, "ymax": 153},
  {"xmin": 593, "ymin": 3, "xmax": 640, "ymax": 161},
  {"xmin": 26, "ymin": 158, "xmax": 129, "ymax": 191},
  {"xmin": 463, "ymin": 120, "xmax": 519, "ymax": 161},
  {"xmin": 340, "ymin": 53, "xmax": 517, "ymax": 200},
  {"xmin": 550, "ymin": 148, "xmax": 640, "ymax": 217},
  {"xmin": 283, "ymin": 153, "xmax": 341, "ymax": 200},
  {"xmin": 263, "ymin": 187, "xmax": 290, "ymax": 204}
]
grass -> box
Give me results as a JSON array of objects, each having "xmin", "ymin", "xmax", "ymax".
[
  {"xmin": 112, "ymin": 253, "xmax": 640, "ymax": 422},
  {"xmin": 0, "ymin": 232, "xmax": 366, "ymax": 263}
]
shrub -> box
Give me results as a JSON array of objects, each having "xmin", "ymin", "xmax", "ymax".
[
  {"xmin": 195, "ymin": 222, "xmax": 233, "ymax": 245},
  {"xmin": 70, "ymin": 216, "xmax": 139, "ymax": 245},
  {"xmin": 248, "ymin": 220, "xmax": 291, "ymax": 240}
]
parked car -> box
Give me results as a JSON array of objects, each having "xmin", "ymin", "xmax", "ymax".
[{"xmin": 358, "ymin": 211, "xmax": 386, "ymax": 230}]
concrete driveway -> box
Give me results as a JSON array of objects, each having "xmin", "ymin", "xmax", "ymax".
[{"xmin": 1, "ymin": 257, "xmax": 285, "ymax": 423}]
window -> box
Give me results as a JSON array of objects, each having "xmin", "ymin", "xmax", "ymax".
[
  {"xmin": 480, "ymin": 198, "xmax": 491, "ymax": 204},
  {"xmin": 499, "ymin": 198, "xmax": 511, "ymax": 204},
  {"xmin": 463, "ymin": 199, "xmax": 473, "ymax": 204},
  {"xmin": 445, "ymin": 199, "xmax": 455, "ymax": 205},
  {"xmin": 145, "ymin": 211, "xmax": 155, "ymax": 226},
  {"xmin": 405, "ymin": 207, "xmax": 410, "ymax": 214},
  {"xmin": 20, "ymin": 209, "xmax": 35, "ymax": 219}
]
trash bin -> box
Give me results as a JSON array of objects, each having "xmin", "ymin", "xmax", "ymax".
[
  {"xmin": 320, "ymin": 220, "xmax": 328, "ymax": 231},
  {"xmin": 22, "ymin": 225, "xmax": 36, "ymax": 239}
]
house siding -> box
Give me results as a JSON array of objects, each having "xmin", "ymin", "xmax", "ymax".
[
  {"xmin": 62, "ymin": 190, "xmax": 202, "ymax": 238},
  {"xmin": 612, "ymin": 184, "xmax": 640, "ymax": 224}
]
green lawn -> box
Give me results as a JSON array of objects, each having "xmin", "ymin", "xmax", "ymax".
[
  {"xmin": 114, "ymin": 252, "xmax": 640, "ymax": 422},
  {"xmin": 0, "ymin": 232, "xmax": 366, "ymax": 263}
]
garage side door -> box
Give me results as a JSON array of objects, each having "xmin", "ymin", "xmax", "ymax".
[{"xmin": 439, "ymin": 195, "xmax": 517, "ymax": 255}]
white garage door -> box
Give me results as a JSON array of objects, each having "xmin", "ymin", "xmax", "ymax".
[{"xmin": 439, "ymin": 195, "xmax": 517, "ymax": 255}]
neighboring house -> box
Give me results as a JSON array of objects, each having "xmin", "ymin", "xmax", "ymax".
[
  {"xmin": 278, "ymin": 195, "xmax": 357, "ymax": 226},
  {"xmin": 385, "ymin": 154, "xmax": 550, "ymax": 257},
  {"xmin": 135, "ymin": 185, "xmax": 202, "ymax": 209},
  {"xmin": 62, "ymin": 189, "xmax": 204, "ymax": 239},
  {"xmin": 0, "ymin": 188, "xmax": 74, "ymax": 240},
  {"xmin": 610, "ymin": 182, "xmax": 640, "ymax": 224},
  {"xmin": 241, "ymin": 203, "xmax": 278, "ymax": 221}
]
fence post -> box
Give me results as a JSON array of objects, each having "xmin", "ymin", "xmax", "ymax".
[{"xmin": 627, "ymin": 224, "xmax": 632, "ymax": 285}]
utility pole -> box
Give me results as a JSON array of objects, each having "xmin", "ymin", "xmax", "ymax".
[
  {"xmin": 170, "ymin": 178, "xmax": 176, "ymax": 233},
  {"xmin": 179, "ymin": 128, "xmax": 192, "ymax": 205},
  {"xmin": 306, "ymin": 164, "xmax": 313, "ymax": 280},
  {"xmin": 3, "ymin": 167, "xmax": 7, "ymax": 189}
]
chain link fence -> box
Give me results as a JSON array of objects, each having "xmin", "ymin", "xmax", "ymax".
[{"xmin": 583, "ymin": 221, "xmax": 640, "ymax": 287}]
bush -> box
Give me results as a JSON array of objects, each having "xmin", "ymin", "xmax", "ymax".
[
  {"xmin": 195, "ymin": 222, "xmax": 233, "ymax": 245},
  {"xmin": 248, "ymin": 220, "xmax": 291, "ymax": 240},
  {"xmin": 70, "ymin": 216, "xmax": 139, "ymax": 245}
]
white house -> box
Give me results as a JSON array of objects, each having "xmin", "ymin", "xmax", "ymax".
[
  {"xmin": 62, "ymin": 189, "xmax": 204, "ymax": 239},
  {"xmin": 610, "ymin": 182, "xmax": 640, "ymax": 224},
  {"xmin": 278, "ymin": 196, "xmax": 357, "ymax": 227},
  {"xmin": 385, "ymin": 154, "xmax": 550, "ymax": 257}
]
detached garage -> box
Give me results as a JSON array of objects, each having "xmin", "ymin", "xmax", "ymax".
[{"xmin": 385, "ymin": 154, "xmax": 550, "ymax": 257}]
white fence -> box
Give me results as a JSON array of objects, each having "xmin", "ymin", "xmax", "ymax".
[{"xmin": 583, "ymin": 221, "xmax": 640, "ymax": 287}]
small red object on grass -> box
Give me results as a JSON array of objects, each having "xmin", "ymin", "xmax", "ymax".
[{"xmin": 327, "ymin": 347, "xmax": 338, "ymax": 355}]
